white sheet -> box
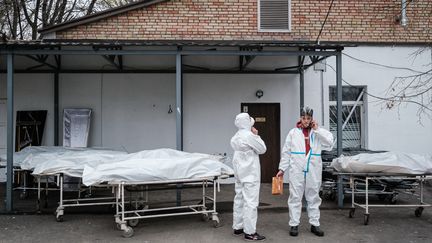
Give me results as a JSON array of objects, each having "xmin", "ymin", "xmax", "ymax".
[
  {"xmin": 330, "ymin": 151, "xmax": 432, "ymax": 174},
  {"xmin": 0, "ymin": 146, "xmax": 67, "ymax": 166},
  {"xmin": 82, "ymin": 148, "xmax": 234, "ymax": 186},
  {"xmin": 2, "ymin": 146, "xmax": 124, "ymax": 169},
  {"xmin": 12, "ymin": 146, "xmax": 127, "ymax": 177},
  {"xmin": 31, "ymin": 149, "xmax": 127, "ymax": 177}
]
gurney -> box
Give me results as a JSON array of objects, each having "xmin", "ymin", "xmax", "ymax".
[
  {"xmin": 111, "ymin": 176, "xmax": 227, "ymax": 238},
  {"xmin": 26, "ymin": 147, "xmax": 127, "ymax": 217},
  {"xmin": 331, "ymin": 152, "xmax": 432, "ymax": 225},
  {"xmin": 320, "ymin": 148, "xmax": 386, "ymax": 204},
  {"xmin": 81, "ymin": 149, "xmax": 234, "ymax": 238},
  {"xmin": 9, "ymin": 146, "xmax": 128, "ymax": 214}
]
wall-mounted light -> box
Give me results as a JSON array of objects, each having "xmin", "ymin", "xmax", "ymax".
[{"xmin": 256, "ymin": 89, "xmax": 264, "ymax": 99}]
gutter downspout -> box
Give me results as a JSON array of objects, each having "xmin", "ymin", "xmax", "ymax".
[{"xmin": 400, "ymin": 0, "xmax": 408, "ymax": 27}]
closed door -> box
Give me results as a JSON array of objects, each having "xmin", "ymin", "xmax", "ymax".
[{"xmin": 241, "ymin": 103, "xmax": 280, "ymax": 183}]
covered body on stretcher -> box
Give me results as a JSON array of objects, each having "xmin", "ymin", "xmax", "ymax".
[
  {"xmin": 8, "ymin": 146, "xmax": 234, "ymax": 231},
  {"xmin": 330, "ymin": 151, "xmax": 432, "ymax": 225},
  {"xmin": 1, "ymin": 146, "xmax": 127, "ymax": 200}
]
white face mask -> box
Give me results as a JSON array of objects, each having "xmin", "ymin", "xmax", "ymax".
[{"xmin": 250, "ymin": 117, "xmax": 255, "ymax": 126}]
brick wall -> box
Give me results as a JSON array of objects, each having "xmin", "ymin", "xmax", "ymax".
[{"xmin": 56, "ymin": 0, "xmax": 432, "ymax": 43}]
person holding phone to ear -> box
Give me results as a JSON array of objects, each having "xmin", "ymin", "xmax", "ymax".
[
  {"xmin": 231, "ymin": 113, "xmax": 267, "ymax": 241},
  {"xmin": 275, "ymin": 106, "xmax": 334, "ymax": 237}
]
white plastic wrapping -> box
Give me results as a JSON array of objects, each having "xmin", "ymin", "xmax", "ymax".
[
  {"xmin": 331, "ymin": 151, "xmax": 432, "ymax": 174},
  {"xmin": 82, "ymin": 148, "xmax": 234, "ymax": 186},
  {"xmin": 12, "ymin": 146, "xmax": 126, "ymax": 176},
  {"xmin": 31, "ymin": 149, "xmax": 127, "ymax": 177},
  {"xmin": 0, "ymin": 146, "xmax": 68, "ymax": 167}
]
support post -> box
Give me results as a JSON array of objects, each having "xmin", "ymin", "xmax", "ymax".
[
  {"xmin": 6, "ymin": 53, "xmax": 14, "ymax": 212},
  {"xmin": 336, "ymin": 51, "xmax": 344, "ymax": 208},
  {"xmin": 175, "ymin": 51, "xmax": 183, "ymax": 206}
]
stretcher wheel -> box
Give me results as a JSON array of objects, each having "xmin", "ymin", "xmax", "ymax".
[
  {"xmin": 363, "ymin": 214, "xmax": 369, "ymax": 225},
  {"xmin": 56, "ymin": 215, "xmax": 64, "ymax": 222},
  {"xmin": 122, "ymin": 226, "xmax": 134, "ymax": 238},
  {"xmin": 349, "ymin": 208, "xmax": 355, "ymax": 218},
  {"xmin": 213, "ymin": 219, "xmax": 222, "ymax": 228},
  {"xmin": 201, "ymin": 213, "xmax": 210, "ymax": 222},
  {"xmin": 128, "ymin": 219, "xmax": 139, "ymax": 227},
  {"xmin": 415, "ymin": 207, "xmax": 424, "ymax": 217},
  {"xmin": 212, "ymin": 214, "xmax": 222, "ymax": 228},
  {"xmin": 116, "ymin": 223, "xmax": 121, "ymax": 230}
]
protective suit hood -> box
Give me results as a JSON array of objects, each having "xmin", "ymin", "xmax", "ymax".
[{"xmin": 234, "ymin": 113, "xmax": 254, "ymax": 130}]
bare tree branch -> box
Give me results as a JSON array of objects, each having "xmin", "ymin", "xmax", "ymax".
[{"xmin": 87, "ymin": 0, "xmax": 97, "ymax": 16}]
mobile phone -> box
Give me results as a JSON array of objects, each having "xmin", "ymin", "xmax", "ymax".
[{"xmin": 310, "ymin": 120, "xmax": 315, "ymax": 128}]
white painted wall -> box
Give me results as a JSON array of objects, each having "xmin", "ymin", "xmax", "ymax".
[
  {"xmin": 101, "ymin": 74, "xmax": 176, "ymax": 151},
  {"xmin": 0, "ymin": 73, "xmax": 55, "ymax": 182},
  {"xmin": 59, "ymin": 73, "xmax": 177, "ymax": 151},
  {"xmin": 183, "ymin": 73, "xmax": 299, "ymax": 158},
  {"xmin": 58, "ymin": 71, "xmax": 300, "ymax": 156},
  {"xmin": 0, "ymin": 73, "xmax": 55, "ymax": 147}
]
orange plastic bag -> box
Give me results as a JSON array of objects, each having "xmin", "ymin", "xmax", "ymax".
[{"xmin": 272, "ymin": 176, "xmax": 283, "ymax": 195}]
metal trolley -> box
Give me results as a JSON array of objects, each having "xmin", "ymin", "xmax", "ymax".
[
  {"xmin": 341, "ymin": 172, "xmax": 432, "ymax": 225},
  {"xmin": 53, "ymin": 173, "xmax": 120, "ymax": 222},
  {"xmin": 112, "ymin": 176, "xmax": 226, "ymax": 238}
]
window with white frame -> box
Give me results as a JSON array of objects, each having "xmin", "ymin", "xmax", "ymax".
[
  {"xmin": 329, "ymin": 86, "xmax": 367, "ymax": 149},
  {"xmin": 258, "ymin": 0, "xmax": 291, "ymax": 32}
]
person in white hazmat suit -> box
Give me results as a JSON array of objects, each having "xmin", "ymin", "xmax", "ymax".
[
  {"xmin": 231, "ymin": 113, "xmax": 267, "ymax": 241},
  {"xmin": 276, "ymin": 106, "xmax": 334, "ymax": 237}
]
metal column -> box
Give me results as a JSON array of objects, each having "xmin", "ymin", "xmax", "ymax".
[
  {"xmin": 54, "ymin": 72, "xmax": 59, "ymax": 146},
  {"xmin": 336, "ymin": 52, "xmax": 343, "ymax": 157},
  {"xmin": 175, "ymin": 53, "xmax": 183, "ymax": 151},
  {"xmin": 6, "ymin": 54, "xmax": 14, "ymax": 212},
  {"xmin": 175, "ymin": 52, "xmax": 183, "ymax": 206},
  {"xmin": 299, "ymin": 57, "xmax": 305, "ymax": 109},
  {"xmin": 300, "ymin": 69, "xmax": 304, "ymax": 109},
  {"xmin": 54, "ymin": 53, "xmax": 61, "ymax": 146},
  {"xmin": 336, "ymin": 51, "xmax": 344, "ymax": 208}
]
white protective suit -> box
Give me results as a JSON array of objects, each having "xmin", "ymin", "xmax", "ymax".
[
  {"xmin": 278, "ymin": 126, "xmax": 333, "ymax": 227},
  {"xmin": 231, "ymin": 113, "xmax": 267, "ymax": 234}
]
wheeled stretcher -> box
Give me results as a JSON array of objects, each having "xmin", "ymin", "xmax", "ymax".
[
  {"xmin": 52, "ymin": 173, "xmax": 123, "ymax": 222},
  {"xmin": 340, "ymin": 172, "xmax": 432, "ymax": 225},
  {"xmin": 112, "ymin": 175, "xmax": 227, "ymax": 238}
]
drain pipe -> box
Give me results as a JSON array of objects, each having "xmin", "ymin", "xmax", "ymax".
[
  {"xmin": 400, "ymin": 0, "xmax": 408, "ymax": 27},
  {"xmin": 320, "ymin": 69, "xmax": 325, "ymax": 126}
]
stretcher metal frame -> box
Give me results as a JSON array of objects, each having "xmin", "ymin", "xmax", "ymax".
[
  {"xmin": 112, "ymin": 176, "xmax": 224, "ymax": 238},
  {"xmin": 52, "ymin": 173, "xmax": 131, "ymax": 222},
  {"xmin": 340, "ymin": 172, "xmax": 432, "ymax": 225},
  {"xmin": 10, "ymin": 168, "xmax": 36, "ymax": 199},
  {"xmin": 0, "ymin": 162, "xmax": 58, "ymax": 206},
  {"xmin": 0, "ymin": 163, "xmax": 112, "ymax": 214}
]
